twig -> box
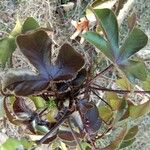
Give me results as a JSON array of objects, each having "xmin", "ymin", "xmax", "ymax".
[
  {"xmin": 90, "ymin": 85, "xmax": 150, "ymax": 94},
  {"xmin": 91, "ymin": 89, "xmax": 112, "ymax": 110},
  {"xmin": 87, "ymin": 64, "xmax": 114, "ymax": 85},
  {"xmin": 67, "ymin": 118, "xmax": 83, "ymax": 150}
]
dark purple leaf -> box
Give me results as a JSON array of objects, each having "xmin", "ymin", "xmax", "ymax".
[
  {"xmin": 71, "ymin": 68, "xmax": 87, "ymax": 87},
  {"xmin": 3, "ymin": 30, "xmax": 85, "ymax": 96},
  {"xmin": 2, "ymin": 69, "xmax": 49, "ymax": 96},
  {"xmin": 16, "ymin": 30, "xmax": 52, "ymax": 74},
  {"xmin": 58, "ymin": 130, "xmax": 84, "ymax": 141},
  {"xmin": 78, "ymin": 99, "xmax": 102, "ymax": 135},
  {"xmin": 52, "ymin": 44, "xmax": 85, "ymax": 81},
  {"xmin": 3, "ymin": 97, "xmax": 25, "ymax": 125},
  {"xmin": 13, "ymin": 97, "xmax": 32, "ymax": 119}
]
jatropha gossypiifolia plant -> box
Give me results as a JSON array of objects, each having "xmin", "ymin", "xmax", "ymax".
[{"xmin": 0, "ymin": 6, "xmax": 150, "ymax": 150}]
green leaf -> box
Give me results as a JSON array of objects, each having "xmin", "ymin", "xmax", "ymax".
[
  {"xmin": 76, "ymin": 142, "xmax": 91, "ymax": 150},
  {"xmin": 30, "ymin": 96, "xmax": 46, "ymax": 109},
  {"xmin": 22, "ymin": 17, "xmax": 39, "ymax": 33},
  {"xmin": 124, "ymin": 126, "xmax": 138, "ymax": 141},
  {"xmin": 116, "ymin": 78, "xmax": 133, "ymax": 90},
  {"xmin": 0, "ymin": 138, "xmax": 33, "ymax": 150},
  {"xmin": 0, "ymin": 37, "xmax": 16, "ymax": 68},
  {"xmin": 82, "ymin": 31, "xmax": 113, "ymax": 60},
  {"xmin": 99, "ymin": 106, "xmax": 113, "ymax": 123},
  {"xmin": 105, "ymin": 92, "xmax": 121, "ymax": 111},
  {"xmin": 118, "ymin": 28, "xmax": 148, "ymax": 64},
  {"xmin": 119, "ymin": 138, "xmax": 136, "ymax": 149},
  {"xmin": 120, "ymin": 60, "xmax": 147, "ymax": 82},
  {"xmin": 100, "ymin": 126, "xmax": 127, "ymax": 150},
  {"xmin": 143, "ymin": 74, "xmax": 150, "ymax": 90},
  {"xmin": 129, "ymin": 100, "xmax": 150, "ymax": 119},
  {"xmin": 114, "ymin": 98, "xmax": 127, "ymax": 123},
  {"xmin": 93, "ymin": 8, "xmax": 119, "ymax": 60},
  {"xmin": 10, "ymin": 18, "xmax": 22, "ymax": 37}
]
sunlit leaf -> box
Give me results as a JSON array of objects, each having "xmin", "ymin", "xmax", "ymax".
[
  {"xmin": 0, "ymin": 138, "xmax": 33, "ymax": 150},
  {"xmin": 129, "ymin": 100, "xmax": 150, "ymax": 119},
  {"xmin": 116, "ymin": 78, "xmax": 133, "ymax": 90},
  {"xmin": 105, "ymin": 92, "xmax": 121, "ymax": 110},
  {"xmin": 0, "ymin": 37, "xmax": 16, "ymax": 68},
  {"xmin": 143, "ymin": 74, "xmax": 150, "ymax": 90},
  {"xmin": 30, "ymin": 96, "xmax": 46, "ymax": 109},
  {"xmin": 99, "ymin": 106, "xmax": 113, "ymax": 122},
  {"xmin": 86, "ymin": 0, "xmax": 117, "ymax": 22},
  {"xmin": 10, "ymin": 18, "xmax": 22, "ymax": 37},
  {"xmin": 22, "ymin": 17, "xmax": 40, "ymax": 33}
]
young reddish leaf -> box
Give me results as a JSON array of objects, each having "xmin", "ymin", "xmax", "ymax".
[
  {"xmin": 123, "ymin": 126, "xmax": 138, "ymax": 141},
  {"xmin": 100, "ymin": 126, "xmax": 127, "ymax": 150},
  {"xmin": 129, "ymin": 100, "xmax": 150, "ymax": 119},
  {"xmin": 118, "ymin": 28, "xmax": 148, "ymax": 64},
  {"xmin": 22, "ymin": 17, "xmax": 40, "ymax": 33}
]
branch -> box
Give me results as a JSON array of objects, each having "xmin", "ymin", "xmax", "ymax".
[{"xmin": 90, "ymin": 86, "xmax": 150, "ymax": 94}]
